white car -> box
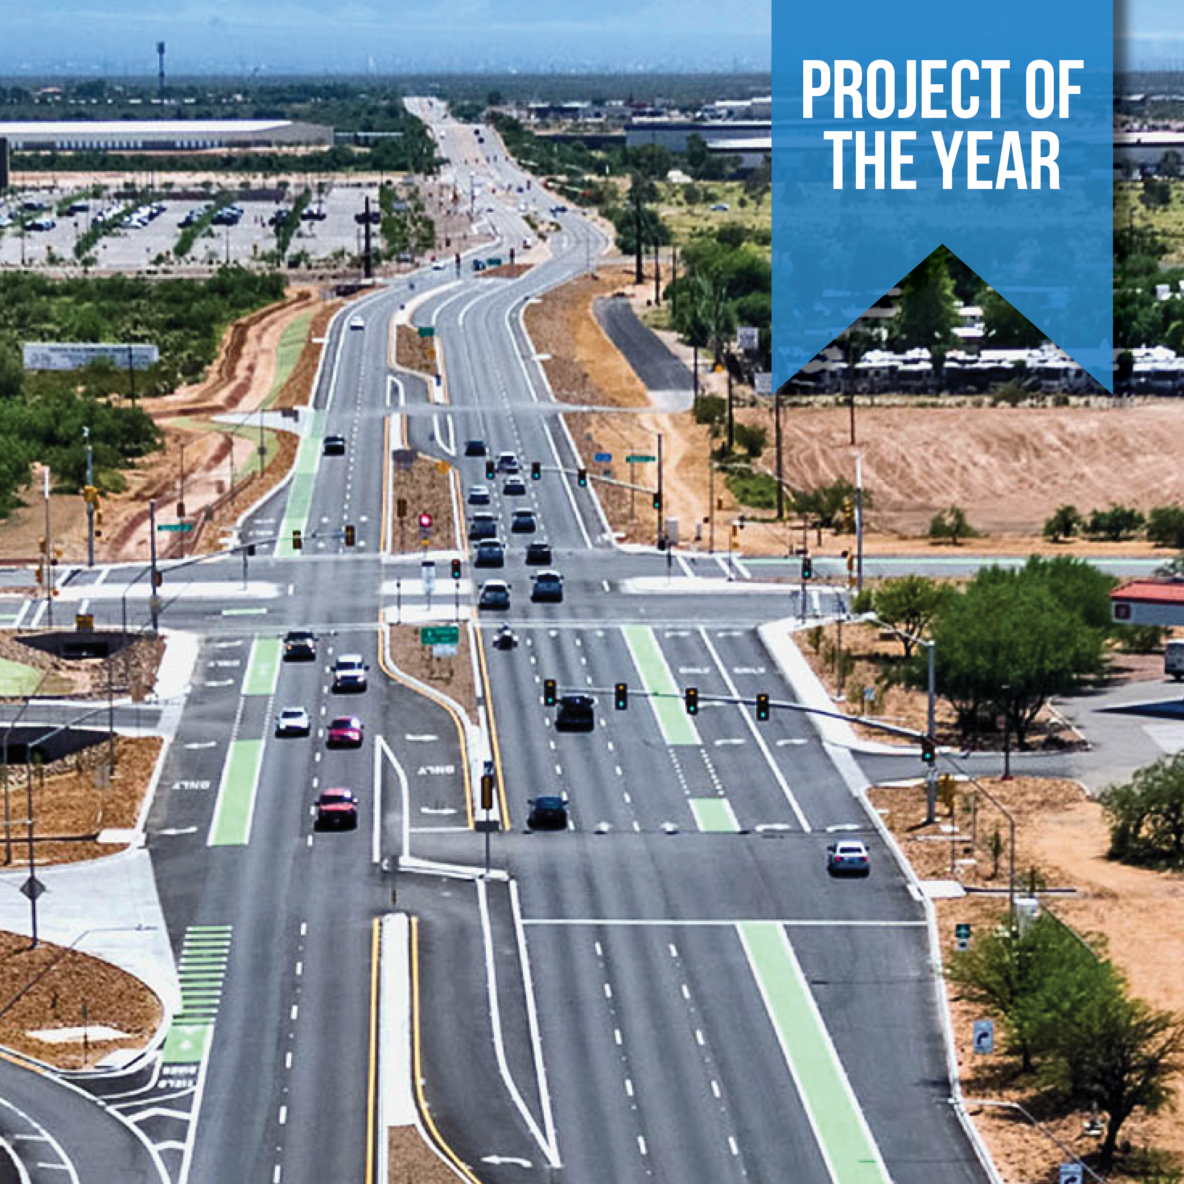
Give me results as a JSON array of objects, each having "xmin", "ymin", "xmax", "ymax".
[
  {"xmin": 431, "ymin": 260, "xmax": 448, "ymax": 270},
  {"xmin": 826, "ymin": 840, "xmax": 871, "ymax": 877},
  {"xmin": 275, "ymin": 707, "xmax": 311, "ymax": 737},
  {"xmin": 332, "ymin": 654, "xmax": 369, "ymax": 693},
  {"xmin": 348, "ymin": 315, "xmax": 365, "ymax": 331}
]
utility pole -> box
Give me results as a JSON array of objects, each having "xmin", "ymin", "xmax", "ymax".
[
  {"xmin": 362, "ymin": 195, "xmax": 373, "ymax": 280},
  {"xmin": 726, "ymin": 352, "xmax": 735, "ymax": 453},
  {"xmin": 25, "ymin": 750, "xmax": 38, "ymax": 948},
  {"xmin": 855, "ymin": 451, "xmax": 865, "ymax": 593},
  {"xmin": 707, "ymin": 442, "xmax": 716, "ymax": 553},
  {"xmin": 653, "ymin": 239, "xmax": 661, "ymax": 306},
  {"xmin": 148, "ymin": 499, "xmax": 160, "ymax": 633},
  {"xmin": 83, "ymin": 426, "xmax": 94, "ymax": 567},
  {"xmin": 126, "ymin": 344, "xmax": 136, "ymax": 403},
  {"xmin": 774, "ymin": 392, "xmax": 784, "ymax": 520},
  {"xmin": 178, "ymin": 439, "xmax": 186, "ymax": 559}
]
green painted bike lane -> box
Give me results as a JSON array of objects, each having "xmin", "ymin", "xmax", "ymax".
[
  {"xmin": 738, "ymin": 922, "xmax": 891, "ymax": 1184},
  {"xmin": 243, "ymin": 637, "xmax": 281, "ymax": 697},
  {"xmin": 689, "ymin": 797, "xmax": 739, "ymax": 832},
  {"xmin": 621, "ymin": 625, "xmax": 700, "ymax": 746},
  {"xmin": 275, "ymin": 409, "xmax": 326, "ymax": 558}
]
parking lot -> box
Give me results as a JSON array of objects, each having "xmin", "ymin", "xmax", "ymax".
[{"xmin": 0, "ymin": 181, "xmax": 426, "ymax": 271}]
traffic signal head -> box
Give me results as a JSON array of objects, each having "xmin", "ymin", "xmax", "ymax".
[
  {"xmin": 543, "ymin": 678, "xmax": 557, "ymax": 707},
  {"xmin": 685, "ymin": 687, "xmax": 699, "ymax": 715},
  {"xmin": 577, "ymin": 468, "xmax": 588, "ymax": 488},
  {"xmin": 921, "ymin": 736, "xmax": 936, "ymax": 764},
  {"xmin": 801, "ymin": 556, "xmax": 813, "ymax": 580},
  {"xmin": 615, "ymin": 682, "xmax": 628, "ymax": 710},
  {"xmin": 345, "ymin": 524, "xmax": 356, "ymax": 546},
  {"xmin": 652, "ymin": 492, "xmax": 661, "ymax": 512},
  {"xmin": 480, "ymin": 772, "xmax": 494, "ymax": 810},
  {"xmin": 756, "ymin": 693, "xmax": 770, "ymax": 722},
  {"xmin": 531, "ymin": 461, "xmax": 542, "ymax": 481},
  {"xmin": 153, "ymin": 570, "xmax": 164, "ymax": 588},
  {"xmin": 485, "ymin": 459, "xmax": 496, "ymax": 480},
  {"xmin": 450, "ymin": 558, "xmax": 462, "ymax": 580},
  {"xmin": 293, "ymin": 529, "xmax": 303, "ymax": 551},
  {"xmin": 247, "ymin": 543, "xmax": 256, "ymax": 557}
]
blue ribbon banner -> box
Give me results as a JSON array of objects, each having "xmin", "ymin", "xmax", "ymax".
[{"xmin": 772, "ymin": 1, "xmax": 1113, "ymax": 389}]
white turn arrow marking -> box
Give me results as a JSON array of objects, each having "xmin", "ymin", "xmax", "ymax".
[
  {"xmin": 716, "ymin": 630, "xmax": 744, "ymax": 638},
  {"xmin": 204, "ymin": 679, "xmax": 234, "ymax": 688},
  {"xmin": 211, "ymin": 640, "xmax": 243, "ymax": 649},
  {"xmin": 678, "ymin": 666, "xmax": 710, "ymax": 675},
  {"xmin": 420, "ymin": 806, "xmax": 458, "ymax": 815},
  {"xmin": 405, "ymin": 734, "xmax": 440, "ymax": 742},
  {"xmin": 184, "ymin": 741, "xmax": 217, "ymax": 750},
  {"xmin": 732, "ymin": 666, "xmax": 766, "ymax": 675},
  {"xmin": 776, "ymin": 738, "xmax": 807, "ymax": 747},
  {"xmin": 713, "ymin": 738, "xmax": 746, "ymax": 747},
  {"xmin": 665, "ymin": 630, "xmax": 690, "ymax": 638},
  {"xmin": 480, "ymin": 1156, "xmax": 533, "ymax": 1168},
  {"xmin": 157, "ymin": 826, "xmax": 199, "ymax": 836}
]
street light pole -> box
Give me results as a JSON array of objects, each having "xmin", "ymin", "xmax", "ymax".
[
  {"xmin": 774, "ymin": 392, "xmax": 784, "ymax": 520},
  {"xmin": 656, "ymin": 433, "xmax": 664, "ymax": 549},
  {"xmin": 43, "ymin": 465, "xmax": 54, "ymax": 628},
  {"xmin": 148, "ymin": 498, "xmax": 160, "ymax": 634},
  {"xmin": 854, "ymin": 450, "xmax": 865, "ymax": 593}
]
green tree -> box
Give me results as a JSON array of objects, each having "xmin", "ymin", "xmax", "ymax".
[
  {"xmin": 891, "ymin": 248, "xmax": 958, "ymax": 389},
  {"xmin": 919, "ymin": 574, "xmax": 1107, "ymax": 744},
  {"xmin": 1147, "ymin": 505, "xmax": 1184, "ymax": 550},
  {"xmin": 980, "ymin": 287, "xmax": 1045, "ymax": 348},
  {"xmin": 948, "ymin": 914, "xmax": 1109, "ymax": 1073},
  {"xmin": 1042, "ymin": 504, "xmax": 1081, "ymax": 543},
  {"xmin": 1160, "ymin": 149, "xmax": 1183, "ymax": 178},
  {"xmin": 1140, "ymin": 179, "xmax": 1172, "ymax": 208},
  {"xmin": 927, "ymin": 505, "xmax": 977, "ymax": 545},
  {"xmin": 1102, "ymin": 753, "xmax": 1184, "ymax": 865},
  {"xmin": 869, "ymin": 575, "xmax": 950, "ymax": 657},
  {"xmin": 1085, "ymin": 504, "xmax": 1145, "ymax": 542},
  {"xmin": 1047, "ymin": 979, "xmax": 1184, "ymax": 1168},
  {"xmin": 625, "ymin": 171, "xmax": 658, "ymax": 284}
]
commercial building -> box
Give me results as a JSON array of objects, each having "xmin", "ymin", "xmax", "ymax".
[
  {"xmin": 0, "ymin": 120, "xmax": 333, "ymax": 153},
  {"xmin": 625, "ymin": 118, "xmax": 770, "ymax": 155}
]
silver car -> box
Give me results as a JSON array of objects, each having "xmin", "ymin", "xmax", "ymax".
[{"xmin": 826, "ymin": 840, "xmax": 870, "ymax": 877}]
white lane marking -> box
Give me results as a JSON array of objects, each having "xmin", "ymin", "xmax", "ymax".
[
  {"xmin": 729, "ymin": 1135, "xmax": 740, "ymax": 1157},
  {"xmin": 637, "ymin": 1136, "xmax": 648, "ymax": 1157},
  {"xmin": 698, "ymin": 627, "xmax": 811, "ymax": 833},
  {"xmin": 625, "ymin": 1078, "xmax": 634, "ymax": 1097},
  {"xmin": 712, "ymin": 1079, "xmax": 722, "ymax": 1099},
  {"xmin": 278, "ymin": 1105, "xmax": 287, "ymax": 1125},
  {"xmin": 509, "ymin": 879, "xmax": 559, "ymax": 1166},
  {"xmin": 476, "ymin": 878, "xmax": 560, "ymax": 1166},
  {"xmin": 379, "ymin": 735, "xmax": 412, "ymax": 862}
]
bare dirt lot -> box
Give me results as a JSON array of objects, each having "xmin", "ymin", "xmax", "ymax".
[
  {"xmin": 873, "ymin": 775, "xmax": 1184, "ymax": 1181},
  {"xmin": 526, "ymin": 267, "xmax": 1184, "ymax": 554},
  {"xmin": 387, "ymin": 625, "xmax": 474, "ymax": 724}
]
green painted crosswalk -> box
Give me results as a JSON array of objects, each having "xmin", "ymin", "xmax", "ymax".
[
  {"xmin": 621, "ymin": 625, "xmax": 700, "ymax": 746},
  {"xmin": 738, "ymin": 922, "xmax": 890, "ymax": 1184},
  {"xmin": 207, "ymin": 739, "xmax": 264, "ymax": 846},
  {"xmin": 162, "ymin": 925, "xmax": 232, "ymax": 1065},
  {"xmin": 690, "ymin": 797, "xmax": 739, "ymax": 832}
]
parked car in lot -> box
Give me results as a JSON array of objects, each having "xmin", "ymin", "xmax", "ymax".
[
  {"xmin": 326, "ymin": 715, "xmax": 365, "ymax": 747},
  {"xmin": 464, "ymin": 439, "xmax": 488, "ymax": 457},
  {"xmin": 1166, "ymin": 639, "xmax": 1184, "ymax": 681},
  {"xmin": 332, "ymin": 654, "xmax": 368, "ymax": 692},
  {"xmin": 323, "ymin": 434, "xmax": 347, "ymax": 456},
  {"xmin": 524, "ymin": 541, "xmax": 552, "ymax": 565},
  {"xmin": 301, "ymin": 205, "xmax": 326, "ymax": 221},
  {"xmin": 503, "ymin": 477, "xmax": 527, "ymax": 497},
  {"xmin": 826, "ymin": 840, "xmax": 871, "ymax": 876},
  {"xmin": 511, "ymin": 509, "xmax": 537, "ymax": 533},
  {"xmin": 474, "ymin": 539, "xmax": 505, "ymax": 568},
  {"xmin": 27, "ymin": 218, "xmax": 56, "ymax": 232},
  {"xmin": 283, "ymin": 630, "xmax": 317, "ymax": 661},
  {"xmin": 556, "ymin": 693, "xmax": 595, "ymax": 732},
  {"xmin": 314, "ymin": 787, "xmax": 358, "ymax": 830},
  {"xmin": 527, "ymin": 794, "xmax": 569, "ymax": 830},
  {"xmin": 275, "ymin": 707, "xmax": 311, "ymax": 737},
  {"xmin": 478, "ymin": 580, "xmax": 511, "ymax": 610},
  {"xmin": 469, "ymin": 513, "xmax": 498, "ymax": 541},
  {"xmin": 531, "ymin": 570, "xmax": 564, "ymax": 603},
  {"xmin": 467, "ymin": 484, "xmax": 491, "ymax": 506}
]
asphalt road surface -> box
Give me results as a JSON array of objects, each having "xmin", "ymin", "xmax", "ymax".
[{"xmin": 0, "ymin": 98, "xmax": 1001, "ymax": 1184}]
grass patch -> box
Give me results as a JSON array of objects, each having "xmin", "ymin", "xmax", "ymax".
[
  {"xmin": 0, "ymin": 657, "xmax": 71, "ymax": 697},
  {"xmin": 725, "ymin": 467, "xmax": 779, "ymax": 511},
  {"xmin": 656, "ymin": 181, "xmax": 772, "ymax": 253}
]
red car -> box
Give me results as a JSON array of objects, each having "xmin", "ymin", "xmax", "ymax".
[
  {"xmin": 314, "ymin": 788, "xmax": 358, "ymax": 830},
  {"xmin": 327, "ymin": 716, "xmax": 364, "ymax": 748}
]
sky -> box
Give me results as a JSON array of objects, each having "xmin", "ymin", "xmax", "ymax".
[
  {"xmin": 0, "ymin": 0, "xmax": 771, "ymax": 76},
  {"xmin": 1121, "ymin": 0, "xmax": 1184, "ymax": 70}
]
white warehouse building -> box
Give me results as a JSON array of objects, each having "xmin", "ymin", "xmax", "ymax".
[{"xmin": 0, "ymin": 120, "xmax": 333, "ymax": 152}]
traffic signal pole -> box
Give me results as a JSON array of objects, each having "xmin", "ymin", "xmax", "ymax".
[
  {"xmin": 43, "ymin": 466, "xmax": 53, "ymax": 628},
  {"xmin": 148, "ymin": 499, "xmax": 160, "ymax": 634},
  {"xmin": 84, "ymin": 427, "xmax": 94, "ymax": 568},
  {"xmin": 855, "ymin": 451, "xmax": 865, "ymax": 593}
]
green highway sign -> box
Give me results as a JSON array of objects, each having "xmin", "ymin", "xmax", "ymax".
[
  {"xmin": 417, "ymin": 326, "xmax": 436, "ymax": 338},
  {"xmin": 625, "ymin": 454, "xmax": 656, "ymax": 464},
  {"xmin": 157, "ymin": 523, "xmax": 194, "ymax": 532},
  {"xmin": 420, "ymin": 625, "xmax": 460, "ymax": 646}
]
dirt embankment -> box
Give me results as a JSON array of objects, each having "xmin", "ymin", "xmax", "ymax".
[
  {"xmin": 875, "ymin": 774, "xmax": 1184, "ymax": 1181},
  {"xmin": 524, "ymin": 266, "xmax": 1184, "ymax": 554},
  {"xmin": 396, "ymin": 325, "xmax": 438, "ymax": 377}
]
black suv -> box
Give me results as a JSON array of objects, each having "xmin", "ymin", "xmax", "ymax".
[
  {"xmin": 556, "ymin": 694, "xmax": 595, "ymax": 732},
  {"xmin": 527, "ymin": 794, "xmax": 568, "ymax": 830},
  {"xmin": 283, "ymin": 630, "xmax": 317, "ymax": 661}
]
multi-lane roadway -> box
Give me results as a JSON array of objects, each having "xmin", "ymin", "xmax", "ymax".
[{"xmin": 0, "ymin": 100, "xmax": 997, "ymax": 1184}]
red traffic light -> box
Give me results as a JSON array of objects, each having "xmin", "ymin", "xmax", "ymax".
[{"xmin": 418, "ymin": 513, "xmax": 433, "ymax": 529}]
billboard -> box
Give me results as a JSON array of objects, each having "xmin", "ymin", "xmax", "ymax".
[{"xmin": 22, "ymin": 342, "xmax": 160, "ymax": 372}]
